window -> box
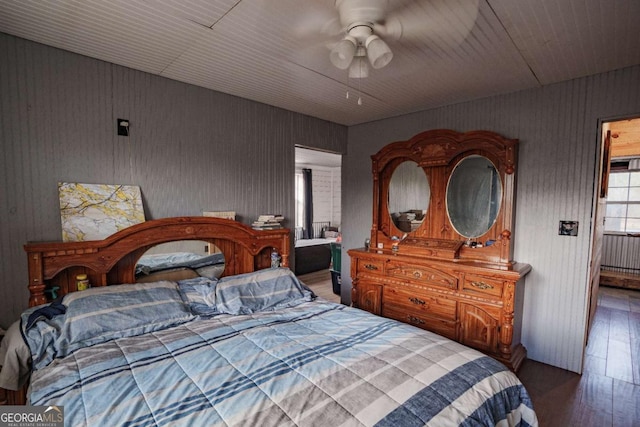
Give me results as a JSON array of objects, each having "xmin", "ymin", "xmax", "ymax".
[{"xmin": 605, "ymin": 170, "xmax": 640, "ymax": 233}]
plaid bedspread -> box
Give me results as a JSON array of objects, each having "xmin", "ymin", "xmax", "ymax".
[{"xmin": 28, "ymin": 301, "xmax": 537, "ymax": 426}]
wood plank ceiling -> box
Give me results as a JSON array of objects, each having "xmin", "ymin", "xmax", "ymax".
[
  {"xmin": 607, "ymin": 118, "xmax": 640, "ymax": 159},
  {"xmin": 0, "ymin": 0, "xmax": 638, "ymax": 126}
]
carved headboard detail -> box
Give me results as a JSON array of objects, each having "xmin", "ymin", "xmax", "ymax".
[{"xmin": 24, "ymin": 216, "xmax": 290, "ymax": 306}]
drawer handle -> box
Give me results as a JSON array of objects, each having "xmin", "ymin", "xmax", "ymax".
[
  {"xmin": 407, "ymin": 315, "xmax": 425, "ymax": 325},
  {"xmin": 412, "ymin": 271, "xmax": 422, "ymax": 278},
  {"xmin": 408, "ymin": 297, "xmax": 426, "ymax": 305},
  {"xmin": 364, "ymin": 264, "xmax": 379, "ymax": 270},
  {"xmin": 471, "ymin": 281, "xmax": 494, "ymax": 290}
]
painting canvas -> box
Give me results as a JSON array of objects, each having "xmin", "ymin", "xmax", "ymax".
[{"xmin": 59, "ymin": 182, "xmax": 145, "ymax": 242}]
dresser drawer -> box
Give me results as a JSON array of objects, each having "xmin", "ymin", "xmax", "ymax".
[
  {"xmin": 383, "ymin": 304, "xmax": 457, "ymax": 340},
  {"xmin": 383, "ymin": 284, "xmax": 457, "ymax": 320},
  {"xmin": 355, "ymin": 259, "xmax": 385, "ymax": 275},
  {"xmin": 354, "ymin": 281, "xmax": 383, "ymax": 315},
  {"xmin": 385, "ymin": 261, "xmax": 457, "ymax": 290},
  {"xmin": 462, "ymin": 274, "xmax": 504, "ymax": 298}
]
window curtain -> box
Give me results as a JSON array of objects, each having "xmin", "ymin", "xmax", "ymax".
[{"xmin": 302, "ymin": 168, "xmax": 314, "ymax": 239}]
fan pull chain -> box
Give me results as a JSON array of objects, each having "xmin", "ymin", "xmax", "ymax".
[
  {"xmin": 344, "ymin": 70, "xmax": 362, "ymax": 106},
  {"xmin": 346, "ymin": 72, "xmax": 350, "ymax": 100}
]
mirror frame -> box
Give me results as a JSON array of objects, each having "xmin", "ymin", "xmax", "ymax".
[{"xmin": 370, "ymin": 129, "xmax": 518, "ymax": 266}]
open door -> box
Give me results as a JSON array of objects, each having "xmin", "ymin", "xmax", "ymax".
[{"xmin": 586, "ymin": 130, "xmax": 610, "ymax": 335}]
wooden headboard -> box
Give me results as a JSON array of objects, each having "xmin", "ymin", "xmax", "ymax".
[{"xmin": 24, "ymin": 216, "xmax": 290, "ymax": 307}]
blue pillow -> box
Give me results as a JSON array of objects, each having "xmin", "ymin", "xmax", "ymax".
[
  {"xmin": 176, "ymin": 269, "xmax": 315, "ymax": 316},
  {"xmin": 22, "ymin": 281, "xmax": 196, "ymax": 369},
  {"xmin": 215, "ymin": 268, "xmax": 315, "ymax": 315},
  {"xmin": 59, "ymin": 282, "xmax": 193, "ymax": 357}
]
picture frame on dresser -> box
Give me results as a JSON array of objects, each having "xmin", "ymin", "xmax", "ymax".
[{"xmin": 348, "ymin": 129, "xmax": 531, "ymax": 372}]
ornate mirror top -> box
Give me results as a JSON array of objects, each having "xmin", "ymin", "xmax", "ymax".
[{"xmin": 370, "ymin": 129, "xmax": 518, "ymax": 266}]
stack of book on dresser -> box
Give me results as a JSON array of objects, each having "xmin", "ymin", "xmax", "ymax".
[{"xmin": 252, "ymin": 215, "xmax": 284, "ymax": 230}]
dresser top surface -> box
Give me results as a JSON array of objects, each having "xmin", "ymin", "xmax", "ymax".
[{"xmin": 348, "ymin": 247, "xmax": 532, "ymax": 278}]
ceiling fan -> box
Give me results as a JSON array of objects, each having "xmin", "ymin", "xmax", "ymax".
[{"xmin": 302, "ymin": 0, "xmax": 481, "ymax": 78}]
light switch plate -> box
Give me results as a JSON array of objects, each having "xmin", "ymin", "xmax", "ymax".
[{"xmin": 559, "ymin": 221, "xmax": 579, "ymax": 236}]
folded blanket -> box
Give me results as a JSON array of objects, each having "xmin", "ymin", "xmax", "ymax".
[{"xmin": 24, "ymin": 301, "xmax": 66, "ymax": 330}]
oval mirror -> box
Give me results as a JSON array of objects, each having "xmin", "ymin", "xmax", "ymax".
[
  {"xmin": 446, "ymin": 155, "xmax": 502, "ymax": 238},
  {"xmin": 135, "ymin": 240, "xmax": 225, "ymax": 283},
  {"xmin": 388, "ymin": 160, "xmax": 430, "ymax": 233}
]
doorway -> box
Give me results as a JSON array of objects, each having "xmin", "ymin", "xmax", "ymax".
[
  {"xmin": 294, "ymin": 147, "xmax": 342, "ymax": 238},
  {"xmin": 585, "ymin": 116, "xmax": 640, "ymax": 367},
  {"xmin": 294, "ymin": 147, "xmax": 342, "ymax": 292},
  {"xmin": 598, "ymin": 117, "xmax": 640, "ymax": 286}
]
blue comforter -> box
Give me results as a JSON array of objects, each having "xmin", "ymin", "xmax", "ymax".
[{"xmin": 27, "ymin": 300, "xmax": 537, "ymax": 426}]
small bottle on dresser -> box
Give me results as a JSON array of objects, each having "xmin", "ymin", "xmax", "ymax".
[{"xmin": 76, "ymin": 274, "xmax": 91, "ymax": 291}]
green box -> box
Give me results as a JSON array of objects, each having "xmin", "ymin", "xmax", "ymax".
[{"xmin": 330, "ymin": 242, "xmax": 341, "ymax": 272}]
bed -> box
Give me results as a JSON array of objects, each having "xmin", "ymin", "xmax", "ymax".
[
  {"xmin": 294, "ymin": 221, "xmax": 338, "ymax": 275},
  {"xmin": 0, "ymin": 217, "xmax": 537, "ymax": 426}
]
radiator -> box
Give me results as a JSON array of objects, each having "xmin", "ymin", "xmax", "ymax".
[
  {"xmin": 312, "ymin": 221, "xmax": 331, "ymax": 238},
  {"xmin": 601, "ymin": 234, "xmax": 640, "ymax": 273}
]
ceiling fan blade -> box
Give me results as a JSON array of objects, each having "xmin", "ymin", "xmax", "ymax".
[
  {"xmin": 375, "ymin": 0, "xmax": 480, "ymax": 47},
  {"xmin": 291, "ymin": 1, "xmax": 344, "ymax": 43}
]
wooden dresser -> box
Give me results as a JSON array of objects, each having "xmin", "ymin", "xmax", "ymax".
[
  {"xmin": 349, "ymin": 248, "xmax": 530, "ymax": 371},
  {"xmin": 350, "ymin": 129, "xmax": 531, "ymax": 372}
]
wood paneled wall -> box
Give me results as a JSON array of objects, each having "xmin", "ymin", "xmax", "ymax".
[
  {"xmin": 2, "ymin": 30, "xmax": 639, "ymax": 374},
  {"xmin": 0, "ymin": 33, "xmax": 346, "ymax": 328},
  {"xmin": 343, "ymin": 65, "xmax": 640, "ymax": 373}
]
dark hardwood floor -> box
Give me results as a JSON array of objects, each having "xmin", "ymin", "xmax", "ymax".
[
  {"xmin": 518, "ymin": 286, "xmax": 640, "ymax": 426},
  {"xmin": 298, "ymin": 273, "xmax": 640, "ymax": 426}
]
